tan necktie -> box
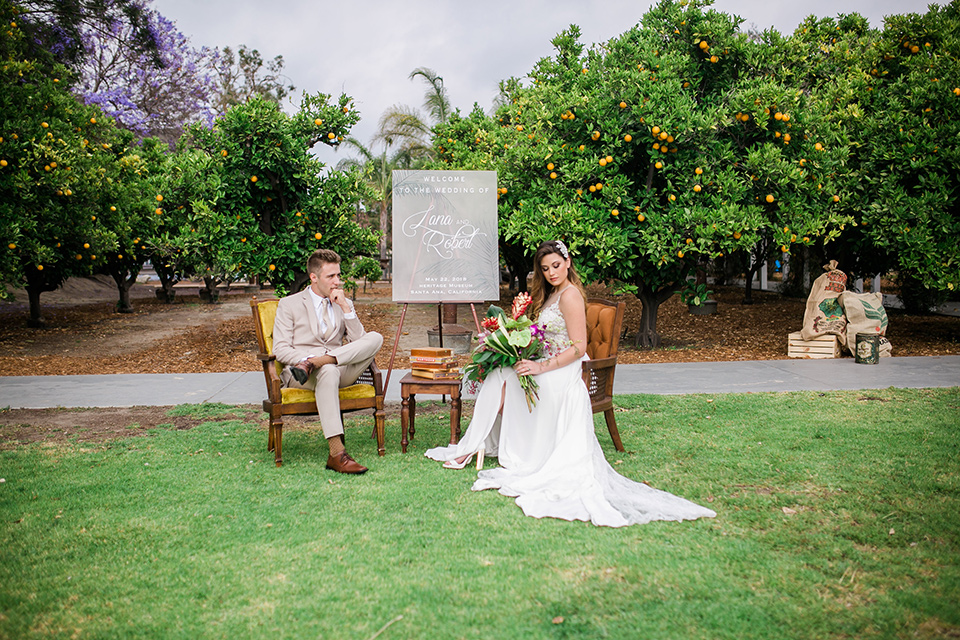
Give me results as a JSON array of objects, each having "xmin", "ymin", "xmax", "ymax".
[{"xmin": 320, "ymin": 299, "xmax": 333, "ymax": 341}]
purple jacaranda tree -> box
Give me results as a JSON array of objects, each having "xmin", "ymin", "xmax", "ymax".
[{"xmin": 75, "ymin": 2, "xmax": 218, "ymax": 145}]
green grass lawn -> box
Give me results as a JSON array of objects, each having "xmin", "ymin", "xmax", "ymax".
[{"xmin": 1, "ymin": 388, "xmax": 958, "ymax": 640}]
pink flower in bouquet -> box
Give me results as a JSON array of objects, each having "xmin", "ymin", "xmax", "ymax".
[
  {"xmin": 481, "ymin": 316, "xmax": 500, "ymax": 332},
  {"xmin": 511, "ymin": 292, "xmax": 532, "ymax": 320}
]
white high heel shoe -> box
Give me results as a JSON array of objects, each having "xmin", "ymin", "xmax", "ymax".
[{"xmin": 442, "ymin": 447, "xmax": 486, "ymax": 470}]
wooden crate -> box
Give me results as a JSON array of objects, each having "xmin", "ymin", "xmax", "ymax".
[{"xmin": 787, "ymin": 331, "xmax": 841, "ymax": 359}]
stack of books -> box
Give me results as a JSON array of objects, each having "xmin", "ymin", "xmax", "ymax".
[{"xmin": 410, "ymin": 347, "xmax": 461, "ymax": 380}]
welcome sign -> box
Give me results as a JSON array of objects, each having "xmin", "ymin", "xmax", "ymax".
[{"xmin": 391, "ymin": 170, "xmax": 499, "ymax": 302}]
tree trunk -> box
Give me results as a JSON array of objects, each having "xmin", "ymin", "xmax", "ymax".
[
  {"xmin": 379, "ymin": 200, "xmax": 388, "ymax": 263},
  {"xmin": 23, "ymin": 266, "xmax": 61, "ymax": 328},
  {"xmin": 742, "ymin": 240, "xmax": 769, "ymax": 305},
  {"xmin": 110, "ymin": 266, "xmax": 140, "ymax": 314},
  {"xmin": 200, "ymin": 276, "xmax": 221, "ymax": 303},
  {"xmin": 634, "ymin": 283, "xmax": 677, "ymax": 349},
  {"xmin": 152, "ymin": 259, "xmax": 179, "ymax": 303},
  {"xmin": 26, "ymin": 285, "xmax": 45, "ymax": 328}
]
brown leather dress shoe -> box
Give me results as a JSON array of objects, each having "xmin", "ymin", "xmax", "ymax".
[
  {"xmin": 326, "ymin": 451, "xmax": 368, "ymax": 474},
  {"xmin": 289, "ymin": 360, "xmax": 313, "ymax": 385}
]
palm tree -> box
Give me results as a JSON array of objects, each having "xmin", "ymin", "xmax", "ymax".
[
  {"xmin": 336, "ymin": 137, "xmax": 410, "ymax": 269},
  {"xmin": 375, "ymin": 67, "xmax": 452, "ymax": 161}
]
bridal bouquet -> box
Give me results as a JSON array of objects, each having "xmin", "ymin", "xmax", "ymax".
[{"xmin": 463, "ymin": 292, "xmax": 546, "ymax": 411}]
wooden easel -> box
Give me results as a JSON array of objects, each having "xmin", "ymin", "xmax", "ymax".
[{"xmin": 383, "ymin": 301, "xmax": 483, "ymax": 395}]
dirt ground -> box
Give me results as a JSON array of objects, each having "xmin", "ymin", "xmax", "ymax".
[{"xmin": 0, "ymin": 275, "xmax": 957, "ymax": 445}]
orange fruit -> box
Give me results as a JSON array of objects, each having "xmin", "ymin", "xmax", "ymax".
[
  {"xmin": 637, "ymin": 214, "xmax": 645, "ymax": 222},
  {"xmin": 832, "ymin": 195, "xmax": 840, "ymax": 202},
  {"xmin": 314, "ymin": 118, "xmax": 323, "ymax": 126},
  {"xmin": 611, "ymin": 209, "xmax": 619, "ymax": 216},
  {"xmin": 624, "ymin": 134, "xmax": 632, "ymax": 142},
  {"xmin": 589, "ymin": 185, "xmax": 597, "ymax": 192},
  {"xmin": 710, "ymin": 55, "xmax": 718, "ymax": 63},
  {"xmin": 155, "ymin": 208, "xmax": 162, "ymax": 215},
  {"xmin": 550, "ymin": 172, "xmax": 558, "ymax": 179},
  {"xmin": 659, "ymin": 131, "xmax": 668, "ymax": 140},
  {"xmin": 774, "ymin": 112, "xmax": 783, "ymax": 121},
  {"xmin": 269, "ymin": 264, "xmax": 276, "ymax": 271},
  {"xmin": 686, "ymin": 238, "xmax": 693, "ymax": 244},
  {"xmin": 653, "ymin": 143, "xmax": 660, "ymax": 150},
  {"xmin": 41, "ymin": 122, "xmax": 48, "ymax": 128},
  {"xmin": 592, "ymin": 131, "xmax": 600, "ymax": 140},
  {"xmin": 0, "ymin": 160, "xmax": 6, "ymax": 167},
  {"xmin": 655, "ymin": 161, "xmax": 663, "ymax": 169},
  {"xmin": 516, "ymin": 125, "xmax": 523, "ymax": 132},
  {"xmin": 83, "ymin": 243, "xmax": 90, "ymax": 249},
  {"xmin": 619, "ymin": 101, "xmax": 627, "ymax": 109},
  {"xmin": 668, "ymin": 194, "xmax": 676, "ymax": 201},
  {"xmin": 314, "ymin": 232, "xmax": 322, "ymax": 240},
  {"xmin": 815, "ymin": 143, "xmax": 824, "ymax": 151},
  {"xmin": 547, "ymin": 163, "xmax": 554, "ymax": 170},
  {"xmin": 250, "ymin": 176, "xmax": 258, "ymax": 182},
  {"xmin": 695, "ymin": 167, "xmax": 703, "ymax": 175},
  {"xmin": 156, "ymin": 194, "xmax": 163, "ymax": 202},
  {"xmin": 90, "ymin": 117, "xmax": 96, "ymax": 124},
  {"xmin": 598, "ymin": 158, "xmax": 607, "ymax": 167},
  {"xmin": 693, "ymin": 184, "xmax": 702, "ymax": 192},
  {"xmin": 765, "ymin": 194, "xmax": 775, "ymax": 203},
  {"xmin": 677, "ymin": 250, "xmax": 685, "ymax": 258},
  {"xmin": 733, "ymin": 232, "xmax": 742, "ymax": 239},
  {"xmin": 651, "ymin": 126, "xmax": 661, "ymax": 135},
  {"xmin": 699, "ymin": 41, "xmax": 709, "ymax": 50},
  {"xmin": 37, "ymin": 264, "xmax": 43, "ymax": 270},
  {"xmin": 110, "ymin": 206, "xmax": 116, "ymax": 211},
  {"xmin": 328, "ymin": 132, "xmax": 336, "ymax": 139},
  {"xmin": 605, "ymin": 155, "xmax": 613, "ymax": 163}
]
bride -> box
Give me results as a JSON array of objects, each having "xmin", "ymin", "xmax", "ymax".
[{"xmin": 425, "ymin": 240, "xmax": 717, "ymax": 528}]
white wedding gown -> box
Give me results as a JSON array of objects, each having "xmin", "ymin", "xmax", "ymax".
[{"xmin": 425, "ymin": 295, "xmax": 717, "ymax": 528}]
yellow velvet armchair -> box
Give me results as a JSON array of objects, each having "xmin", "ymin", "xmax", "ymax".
[{"xmin": 250, "ymin": 297, "xmax": 386, "ymax": 466}]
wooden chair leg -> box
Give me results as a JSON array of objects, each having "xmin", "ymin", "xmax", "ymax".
[
  {"xmin": 270, "ymin": 409, "xmax": 284, "ymax": 466},
  {"xmin": 274, "ymin": 425, "xmax": 283, "ymax": 466},
  {"xmin": 604, "ymin": 408, "xmax": 625, "ymax": 452},
  {"xmin": 375, "ymin": 399, "xmax": 386, "ymax": 457}
]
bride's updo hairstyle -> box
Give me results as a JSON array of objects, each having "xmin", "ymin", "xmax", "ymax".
[{"xmin": 529, "ymin": 240, "xmax": 586, "ymax": 319}]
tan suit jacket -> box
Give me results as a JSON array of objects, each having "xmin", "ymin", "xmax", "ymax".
[{"xmin": 272, "ymin": 288, "xmax": 367, "ymax": 367}]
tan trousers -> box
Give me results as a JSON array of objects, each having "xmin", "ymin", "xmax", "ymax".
[{"xmin": 282, "ymin": 332, "xmax": 383, "ymax": 438}]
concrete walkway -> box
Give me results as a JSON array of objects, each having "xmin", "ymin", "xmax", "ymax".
[{"xmin": 0, "ymin": 356, "xmax": 957, "ymax": 409}]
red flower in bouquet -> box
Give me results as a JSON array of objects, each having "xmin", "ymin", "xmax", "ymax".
[
  {"xmin": 480, "ymin": 315, "xmax": 500, "ymax": 332},
  {"xmin": 464, "ymin": 293, "xmax": 546, "ymax": 411},
  {"xmin": 511, "ymin": 292, "xmax": 532, "ymax": 320}
]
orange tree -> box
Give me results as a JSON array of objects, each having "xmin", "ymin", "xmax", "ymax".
[
  {"xmin": 836, "ymin": 3, "xmax": 960, "ymax": 309},
  {"xmin": 433, "ymin": 0, "xmax": 851, "ymax": 346},
  {"xmin": 0, "ymin": 3, "xmax": 151, "ymax": 325},
  {"xmin": 164, "ymin": 93, "xmax": 377, "ymax": 297},
  {"xmin": 95, "ymin": 137, "xmax": 167, "ymax": 312}
]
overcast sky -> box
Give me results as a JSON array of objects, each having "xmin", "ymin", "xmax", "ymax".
[{"xmin": 152, "ymin": 0, "xmax": 933, "ymax": 167}]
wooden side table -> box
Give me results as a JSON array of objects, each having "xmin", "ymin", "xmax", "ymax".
[{"xmin": 399, "ymin": 372, "xmax": 462, "ymax": 453}]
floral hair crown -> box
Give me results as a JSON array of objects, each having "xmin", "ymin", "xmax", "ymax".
[{"xmin": 555, "ymin": 240, "xmax": 569, "ymax": 259}]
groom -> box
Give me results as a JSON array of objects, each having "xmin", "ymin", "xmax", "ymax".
[{"xmin": 272, "ymin": 249, "xmax": 383, "ymax": 474}]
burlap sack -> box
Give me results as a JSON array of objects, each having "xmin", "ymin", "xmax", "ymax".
[
  {"xmin": 838, "ymin": 291, "xmax": 889, "ymax": 354},
  {"xmin": 801, "ymin": 260, "xmax": 848, "ymax": 340}
]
